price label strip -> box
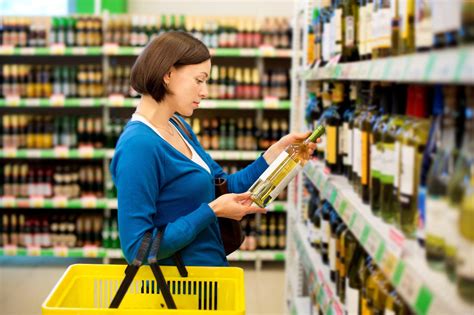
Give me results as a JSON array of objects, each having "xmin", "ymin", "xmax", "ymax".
[
  {"xmin": 83, "ymin": 245, "xmax": 99, "ymax": 258},
  {"xmin": 27, "ymin": 245, "xmax": 41, "ymax": 256},
  {"xmin": 53, "ymin": 246, "xmax": 69, "ymax": 257}
]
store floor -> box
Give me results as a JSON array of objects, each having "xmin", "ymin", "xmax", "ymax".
[{"xmin": 0, "ymin": 258, "xmax": 285, "ymax": 315}]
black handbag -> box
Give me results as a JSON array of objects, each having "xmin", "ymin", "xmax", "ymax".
[{"xmin": 171, "ymin": 115, "xmax": 244, "ymax": 255}]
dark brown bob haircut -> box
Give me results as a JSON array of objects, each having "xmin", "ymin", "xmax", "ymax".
[{"xmin": 130, "ymin": 31, "xmax": 211, "ymax": 103}]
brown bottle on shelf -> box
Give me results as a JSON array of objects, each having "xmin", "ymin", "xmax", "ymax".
[
  {"xmin": 210, "ymin": 118, "xmax": 219, "ymax": 150},
  {"xmin": 258, "ymin": 215, "xmax": 268, "ymax": 249},
  {"xmin": 268, "ymin": 214, "xmax": 277, "ymax": 249}
]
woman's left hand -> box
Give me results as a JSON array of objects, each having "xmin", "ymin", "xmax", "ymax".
[{"xmin": 262, "ymin": 131, "xmax": 320, "ymax": 165}]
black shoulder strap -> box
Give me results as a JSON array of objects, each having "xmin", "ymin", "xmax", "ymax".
[{"xmin": 170, "ymin": 115, "xmax": 192, "ymax": 139}]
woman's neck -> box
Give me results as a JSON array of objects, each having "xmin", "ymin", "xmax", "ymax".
[{"xmin": 135, "ymin": 95, "xmax": 174, "ymax": 128}]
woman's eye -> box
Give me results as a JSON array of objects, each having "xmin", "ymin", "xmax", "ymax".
[{"xmin": 196, "ymin": 79, "xmax": 205, "ymax": 84}]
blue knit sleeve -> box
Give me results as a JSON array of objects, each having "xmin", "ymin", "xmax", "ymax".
[{"xmin": 110, "ymin": 131, "xmax": 216, "ymax": 263}]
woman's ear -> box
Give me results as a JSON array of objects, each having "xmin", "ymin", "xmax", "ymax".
[{"xmin": 163, "ymin": 67, "xmax": 175, "ymax": 85}]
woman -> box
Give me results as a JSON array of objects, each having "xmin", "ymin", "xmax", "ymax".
[{"xmin": 110, "ymin": 31, "xmax": 317, "ymax": 266}]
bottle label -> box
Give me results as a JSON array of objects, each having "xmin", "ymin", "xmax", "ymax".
[
  {"xmin": 335, "ymin": 8, "xmax": 343, "ymax": 43},
  {"xmin": 399, "ymin": 145, "xmax": 415, "ymax": 195},
  {"xmin": 381, "ymin": 143, "xmax": 395, "ymax": 183},
  {"xmin": 339, "ymin": 125, "xmax": 345, "ymax": 157},
  {"xmin": 385, "ymin": 309, "xmax": 396, "ymax": 315},
  {"xmin": 321, "ymin": 220, "xmax": 330, "ymax": 243},
  {"xmin": 343, "ymin": 123, "xmax": 352, "ymax": 166},
  {"xmin": 371, "ymin": 144, "xmax": 382, "ymax": 177},
  {"xmin": 425, "ymin": 197, "xmax": 448, "ymax": 248},
  {"xmin": 359, "ymin": 5, "xmax": 366, "ymax": 56},
  {"xmin": 330, "ymin": 236, "xmax": 337, "ymax": 270},
  {"xmin": 361, "ymin": 131, "xmax": 369, "ymax": 185},
  {"xmin": 353, "ymin": 129, "xmax": 362, "ymax": 176},
  {"xmin": 345, "ymin": 279, "xmax": 360, "ymax": 314},
  {"xmin": 345, "ymin": 16, "xmax": 355, "ymax": 47},
  {"xmin": 326, "ymin": 126, "xmax": 338, "ymax": 164},
  {"xmin": 379, "ymin": 8, "xmax": 392, "ymax": 47},
  {"xmin": 393, "ymin": 142, "xmax": 401, "ymax": 189},
  {"xmin": 443, "ymin": 206, "xmax": 460, "ymax": 259},
  {"xmin": 415, "ymin": 1, "xmax": 433, "ymax": 48},
  {"xmin": 458, "ymin": 235, "xmax": 474, "ymax": 278}
]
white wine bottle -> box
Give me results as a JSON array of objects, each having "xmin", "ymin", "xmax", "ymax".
[{"xmin": 249, "ymin": 126, "xmax": 325, "ymax": 208}]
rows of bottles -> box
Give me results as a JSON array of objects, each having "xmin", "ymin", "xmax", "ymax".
[
  {"xmin": 188, "ymin": 116, "xmax": 289, "ymax": 151},
  {"xmin": 0, "ymin": 15, "xmax": 292, "ymax": 49},
  {"xmin": 1, "ymin": 162, "xmax": 104, "ymax": 198},
  {"xmin": 0, "ymin": 63, "xmax": 290, "ymax": 100},
  {"xmin": 303, "ymin": 179, "xmax": 412, "ymax": 314},
  {"xmin": 305, "ymin": 81, "xmax": 474, "ymax": 303},
  {"xmin": 240, "ymin": 212, "xmax": 287, "ymax": 251},
  {"xmin": 0, "ymin": 115, "xmax": 122, "ymax": 149},
  {"xmin": 207, "ymin": 66, "xmax": 290, "ymax": 100},
  {"xmin": 0, "ymin": 64, "xmax": 103, "ymax": 98},
  {"xmin": 0, "ymin": 211, "xmax": 113, "ymax": 248},
  {"xmin": 307, "ymin": 0, "xmax": 473, "ymax": 65}
]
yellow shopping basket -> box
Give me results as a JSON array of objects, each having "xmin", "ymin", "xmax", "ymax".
[{"xmin": 42, "ymin": 231, "xmax": 245, "ymax": 314}]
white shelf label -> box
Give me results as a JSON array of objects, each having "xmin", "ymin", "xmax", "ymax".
[
  {"xmin": 6, "ymin": 95, "xmax": 20, "ymax": 107},
  {"xmin": 133, "ymin": 47, "xmax": 144, "ymax": 55},
  {"xmin": 202, "ymin": 100, "xmax": 217, "ymax": 108},
  {"xmin": 4, "ymin": 245, "xmax": 18, "ymax": 256},
  {"xmin": 1, "ymin": 196, "xmax": 16, "ymax": 207},
  {"xmin": 50, "ymin": 94, "xmax": 65, "ymax": 106},
  {"xmin": 27, "ymin": 245, "xmax": 41, "ymax": 256},
  {"xmin": 54, "ymin": 146, "xmax": 70, "ymax": 158},
  {"xmin": 78, "ymin": 146, "xmax": 94, "ymax": 158},
  {"xmin": 52, "ymin": 196, "xmax": 68, "ymax": 208},
  {"xmin": 21, "ymin": 47, "xmax": 36, "ymax": 55},
  {"xmin": 108, "ymin": 94, "xmax": 125, "ymax": 107},
  {"xmin": 50, "ymin": 44, "xmax": 66, "ymax": 55},
  {"xmin": 25, "ymin": 99, "xmax": 40, "ymax": 107},
  {"xmin": 29, "ymin": 196, "xmax": 45, "ymax": 208},
  {"xmin": 53, "ymin": 246, "xmax": 69, "ymax": 257},
  {"xmin": 259, "ymin": 46, "xmax": 276, "ymax": 57},
  {"xmin": 81, "ymin": 196, "xmax": 97, "ymax": 208},
  {"xmin": 398, "ymin": 268, "xmax": 422, "ymax": 305},
  {"xmin": 240, "ymin": 48, "xmax": 254, "ymax": 56},
  {"xmin": 103, "ymin": 43, "xmax": 119, "ymax": 55},
  {"xmin": 72, "ymin": 47, "xmax": 88, "ymax": 55},
  {"xmin": 225, "ymin": 151, "xmax": 240, "ymax": 160},
  {"xmin": 79, "ymin": 99, "xmax": 94, "ymax": 107},
  {"xmin": 264, "ymin": 96, "xmax": 279, "ymax": 109},
  {"xmin": 83, "ymin": 245, "xmax": 99, "ymax": 258},
  {"xmin": 3, "ymin": 147, "xmax": 18, "ymax": 158},
  {"xmin": 0, "ymin": 45, "xmax": 14, "ymax": 55}
]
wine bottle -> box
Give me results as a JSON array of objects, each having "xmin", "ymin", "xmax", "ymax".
[
  {"xmin": 325, "ymin": 83, "xmax": 343, "ymax": 174},
  {"xmin": 249, "ymin": 126, "xmax": 325, "ymax": 208},
  {"xmin": 380, "ymin": 85, "xmax": 407, "ymax": 223},
  {"xmin": 370, "ymin": 84, "xmax": 391, "ymax": 216}
]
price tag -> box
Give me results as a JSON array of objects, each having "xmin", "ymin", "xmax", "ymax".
[
  {"xmin": 83, "ymin": 245, "xmax": 99, "ymax": 258},
  {"xmin": 50, "ymin": 94, "xmax": 65, "ymax": 107},
  {"xmin": 341, "ymin": 203, "xmax": 353, "ymax": 223},
  {"xmin": 29, "ymin": 196, "xmax": 45, "ymax": 208},
  {"xmin": 49, "ymin": 43, "xmax": 66, "ymax": 55},
  {"xmin": 365, "ymin": 229, "xmax": 382, "ymax": 257},
  {"xmin": 0, "ymin": 45, "xmax": 14, "ymax": 54},
  {"xmin": 351, "ymin": 214, "xmax": 365, "ymax": 238},
  {"xmin": 236, "ymin": 101, "xmax": 254, "ymax": 109},
  {"xmin": 52, "ymin": 196, "xmax": 68, "ymax": 208},
  {"xmin": 133, "ymin": 47, "xmax": 144, "ymax": 55},
  {"xmin": 264, "ymin": 96, "xmax": 279, "ymax": 109},
  {"xmin": 103, "ymin": 43, "xmax": 119, "ymax": 55},
  {"xmin": 53, "ymin": 246, "xmax": 69, "ymax": 257},
  {"xmin": 108, "ymin": 94, "xmax": 125, "ymax": 107},
  {"xmin": 27, "ymin": 245, "xmax": 41, "ymax": 256},
  {"xmin": 381, "ymin": 250, "xmax": 398, "ymax": 278},
  {"xmin": 202, "ymin": 100, "xmax": 217, "ymax": 108},
  {"xmin": 4, "ymin": 245, "xmax": 18, "ymax": 256},
  {"xmin": 398, "ymin": 267, "xmax": 421, "ymax": 305},
  {"xmin": 54, "ymin": 146, "xmax": 69, "ymax": 158},
  {"xmin": 259, "ymin": 46, "xmax": 276, "ymax": 57},
  {"xmin": 225, "ymin": 151, "xmax": 240, "ymax": 160},
  {"xmin": 428, "ymin": 52, "xmax": 456, "ymax": 82},
  {"xmin": 26, "ymin": 150, "xmax": 40, "ymax": 158},
  {"xmin": 457, "ymin": 48, "xmax": 474, "ymax": 83},
  {"xmin": 81, "ymin": 196, "xmax": 98, "ymax": 208},
  {"xmin": 388, "ymin": 227, "xmax": 405, "ymax": 257},
  {"xmin": 239, "ymin": 48, "xmax": 254, "ymax": 57},
  {"xmin": 22, "ymin": 47, "xmax": 36, "ymax": 55},
  {"xmin": 3, "ymin": 147, "xmax": 18, "ymax": 158},
  {"xmin": 79, "ymin": 98, "xmax": 94, "ymax": 107},
  {"xmin": 6, "ymin": 95, "xmax": 21, "ymax": 107},
  {"xmin": 404, "ymin": 55, "xmax": 429, "ymax": 82},
  {"xmin": 371, "ymin": 60, "xmax": 386, "ymax": 80},
  {"xmin": 25, "ymin": 99, "xmax": 40, "ymax": 107},
  {"xmin": 1, "ymin": 196, "xmax": 16, "ymax": 207},
  {"xmin": 72, "ymin": 47, "xmax": 88, "ymax": 55},
  {"xmin": 78, "ymin": 146, "xmax": 94, "ymax": 158}
]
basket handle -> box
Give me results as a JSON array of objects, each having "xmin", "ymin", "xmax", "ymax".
[{"xmin": 109, "ymin": 231, "xmax": 153, "ymax": 308}]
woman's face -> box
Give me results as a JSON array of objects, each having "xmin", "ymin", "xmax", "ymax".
[{"xmin": 165, "ymin": 59, "xmax": 211, "ymax": 117}]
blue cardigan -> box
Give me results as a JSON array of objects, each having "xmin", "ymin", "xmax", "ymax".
[{"xmin": 110, "ymin": 117, "xmax": 268, "ymax": 266}]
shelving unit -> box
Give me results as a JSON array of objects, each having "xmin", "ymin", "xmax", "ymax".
[{"xmin": 285, "ymin": 0, "xmax": 474, "ymax": 314}]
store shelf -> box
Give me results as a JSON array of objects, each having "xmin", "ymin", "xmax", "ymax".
[
  {"xmin": 303, "ymin": 46, "xmax": 474, "ymax": 84},
  {"xmin": 0, "ymin": 97, "xmax": 290, "ymax": 109},
  {"xmin": 106, "ymin": 97, "xmax": 291, "ymax": 109},
  {"xmin": 0, "ymin": 45, "xmax": 292, "ymax": 58},
  {"xmin": 105, "ymin": 149, "xmax": 263, "ymax": 161},
  {"xmin": 0, "ymin": 97, "xmax": 103, "ymax": 107},
  {"xmin": 0, "ymin": 246, "xmax": 108, "ymax": 258},
  {"xmin": 293, "ymin": 221, "xmax": 345, "ymax": 315},
  {"xmin": 227, "ymin": 250, "xmax": 285, "ymax": 261},
  {"xmin": 0, "ymin": 148, "xmax": 106, "ymax": 159},
  {"xmin": 303, "ymin": 160, "xmax": 474, "ymax": 315},
  {"xmin": 0, "ymin": 197, "xmax": 109, "ymax": 209}
]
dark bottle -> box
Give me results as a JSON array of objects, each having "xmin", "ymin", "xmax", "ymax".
[{"xmin": 325, "ymin": 83, "xmax": 343, "ymax": 174}]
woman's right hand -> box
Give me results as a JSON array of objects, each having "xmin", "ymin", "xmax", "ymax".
[{"xmin": 209, "ymin": 192, "xmax": 267, "ymax": 220}]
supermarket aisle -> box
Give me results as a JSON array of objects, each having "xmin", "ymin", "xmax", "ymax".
[{"xmin": 0, "ymin": 259, "xmax": 285, "ymax": 315}]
